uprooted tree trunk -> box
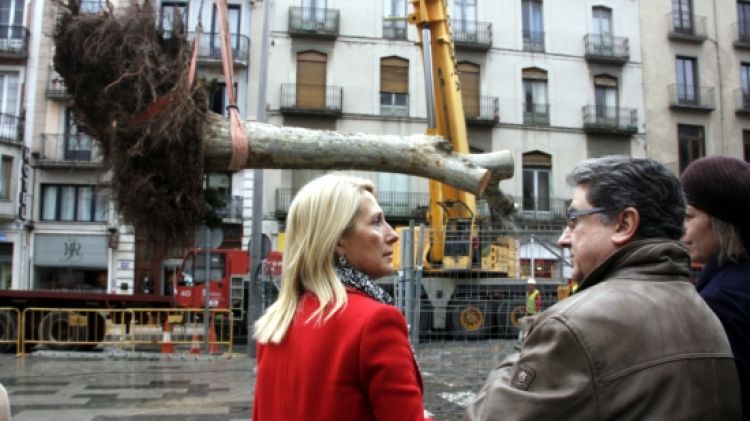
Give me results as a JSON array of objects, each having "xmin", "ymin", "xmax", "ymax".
[{"xmin": 52, "ymin": 0, "xmax": 515, "ymax": 240}]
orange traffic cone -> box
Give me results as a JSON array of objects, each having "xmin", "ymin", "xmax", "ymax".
[
  {"xmin": 161, "ymin": 318, "xmax": 174, "ymax": 354},
  {"xmin": 208, "ymin": 314, "xmax": 221, "ymax": 354}
]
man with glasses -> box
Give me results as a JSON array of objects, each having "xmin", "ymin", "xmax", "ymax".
[{"xmin": 464, "ymin": 156, "xmax": 741, "ymax": 420}]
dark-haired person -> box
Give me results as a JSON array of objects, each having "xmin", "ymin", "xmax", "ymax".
[
  {"xmin": 464, "ymin": 155, "xmax": 740, "ymax": 420},
  {"xmin": 682, "ymin": 155, "xmax": 750, "ymax": 420}
]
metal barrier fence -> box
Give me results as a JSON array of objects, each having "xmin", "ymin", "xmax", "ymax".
[
  {"xmin": 15, "ymin": 308, "xmax": 232, "ymax": 355},
  {"xmin": 0, "ymin": 308, "xmax": 21, "ymax": 353}
]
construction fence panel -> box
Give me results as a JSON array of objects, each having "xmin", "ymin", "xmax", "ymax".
[
  {"xmin": 0, "ymin": 308, "xmax": 21, "ymax": 353},
  {"xmin": 18, "ymin": 308, "xmax": 233, "ymax": 355}
]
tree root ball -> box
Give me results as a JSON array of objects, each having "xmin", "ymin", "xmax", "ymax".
[{"xmin": 53, "ymin": 0, "xmax": 210, "ymax": 239}]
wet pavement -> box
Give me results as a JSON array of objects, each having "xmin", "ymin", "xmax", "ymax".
[{"xmin": 0, "ymin": 340, "xmax": 516, "ymax": 421}]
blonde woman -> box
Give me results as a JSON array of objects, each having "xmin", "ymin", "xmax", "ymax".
[{"xmin": 252, "ymin": 174, "xmax": 432, "ymax": 421}]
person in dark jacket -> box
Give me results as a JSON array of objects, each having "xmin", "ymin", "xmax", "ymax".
[
  {"xmin": 681, "ymin": 155, "xmax": 750, "ymax": 420},
  {"xmin": 464, "ymin": 156, "xmax": 741, "ymax": 420}
]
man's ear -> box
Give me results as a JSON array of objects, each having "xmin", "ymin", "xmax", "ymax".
[{"xmin": 612, "ymin": 207, "xmax": 639, "ymax": 245}]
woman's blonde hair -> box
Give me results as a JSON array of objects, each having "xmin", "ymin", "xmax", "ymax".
[{"xmin": 253, "ymin": 173, "xmax": 375, "ymax": 344}]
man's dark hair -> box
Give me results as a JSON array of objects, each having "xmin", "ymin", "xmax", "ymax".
[{"xmin": 567, "ymin": 155, "xmax": 685, "ymax": 240}]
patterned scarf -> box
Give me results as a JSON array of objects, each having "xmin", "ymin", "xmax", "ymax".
[{"xmin": 335, "ymin": 260, "xmax": 394, "ymax": 305}]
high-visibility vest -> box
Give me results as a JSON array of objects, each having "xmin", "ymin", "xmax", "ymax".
[{"xmin": 527, "ymin": 289, "xmax": 540, "ymax": 314}]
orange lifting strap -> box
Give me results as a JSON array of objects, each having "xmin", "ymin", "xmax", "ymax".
[{"xmin": 133, "ymin": 0, "xmax": 248, "ymax": 171}]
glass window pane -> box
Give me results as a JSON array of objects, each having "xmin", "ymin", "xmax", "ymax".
[
  {"xmin": 77, "ymin": 186, "xmax": 92, "ymax": 221},
  {"xmin": 60, "ymin": 186, "xmax": 76, "ymax": 221},
  {"xmin": 95, "ymin": 189, "xmax": 108, "ymax": 222},
  {"xmin": 42, "ymin": 186, "xmax": 58, "ymax": 220}
]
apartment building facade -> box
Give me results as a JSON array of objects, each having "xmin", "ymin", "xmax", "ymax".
[
  {"xmin": 641, "ymin": 0, "xmax": 750, "ymax": 171},
  {"xmin": 1, "ymin": 0, "xmax": 648, "ymax": 290}
]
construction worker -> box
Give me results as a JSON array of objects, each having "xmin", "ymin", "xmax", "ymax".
[{"xmin": 526, "ymin": 278, "xmax": 542, "ymax": 315}]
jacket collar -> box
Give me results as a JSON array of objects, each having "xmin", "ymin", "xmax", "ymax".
[{"xmin": 580, "ymin": 239, "xmax": 690, "ymax": 292}]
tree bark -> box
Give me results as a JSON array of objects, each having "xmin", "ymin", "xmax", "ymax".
[{"xmin": 202, "ymin": 112, "xmax": 514, "ymax": 204}]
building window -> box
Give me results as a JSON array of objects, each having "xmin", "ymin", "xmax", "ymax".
[
  {"xmin": 742, "ymin": 63, "xmax": 750, "ymax": 108},
  {"xmin": 522, "ymin": 67, "xmax": 548, "ymax": 125},
  {"xmin": 522, "ymin": 0, "xmax": 544, "ymax": 51},
  {"xmin": 0, "ymin": 155, "xmax": 11, "ymax": 200},
  {"xmin": 41, "ymin": 184, "xmax": 108, "ymax": 222},
  {"xmin": 301, "ymin": 0, "xmax": 326, "ymax": 23},
  {"xmin": 159, "ymin": 1, "xmax": 187, "ymax": 31},
  {"xmin": 211, "ymin": 4, "xmax": 241, "ymax": 56},
  {"xmin": 678, "ymin": 124, "xmax": 705, "ymax": 173},
  {"xmin": 744, "ymin": 130, "xmax": 750, "ymax": 162},
  {"xmin": 739, "ymin": 1, "xmax": 750, "ymax": 40},
  {"xmin": 458, "ymin": 62, "xmax": 481, "ymax": 119},
  {"xmin": 591, "ymin": 6, "xmax": 613, "ymax": 54},
  {"xmin": 0, "ymin": 0, "xmax": 23, "ymax": 28},
  {"xmin": 594, "ymin": 74, "xmax": 618, "ymax": 122},
  {"xmin": 209, "ymin": 82, "xmax": 238, "ymax": 116},
  {"xmin": 0, "ymin": 71, "xmax": 19, "ymax": 141},
  {"xmin": 672, "ymin": 0, "xmax": 694, "ymax": 34},
  {"xmin": 383, "ymin": 0, "xmax": 406, "ymax": 39},
  {"xmin": 453, "ymin": 0, "xmax": 477, "ymax": 37},
  {"xmin": 522, "ymin": 151, "xmax": 551, "ymax": 213},
  {"xmin": 295, "ymin": 50, "xmax": 327, "ymax": 109},
  {"xmin": 380, "ymin": 56, "xmax": 409, "ymax": 117},
  {"xmin": 676, "ymin": 56, "xmax": 698, "ymax": 104},
  {"xmin": 65, "ymin": 108, "xmax": 93, "ymax": 161}
]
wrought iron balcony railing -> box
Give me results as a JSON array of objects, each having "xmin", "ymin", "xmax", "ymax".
[
  {"xmin": 522, "ymin": 30, "xmax": 544, "ymax": 52},
  {"xmin": 288, "ymin": 7, "xmax": 340, "ymax": 38},
  {"xmin": 733, "ymin": 21, "xmax": 750, "ymax": 48},
  {"xmin": 280, "ymin": 83, "xmax": 343, "ymax": 116},
  {"xmin": 669, "ymin": 84, "xmax": 715, "ymax": 111},
  {"xmin": 667, "ymin": 12, "xmax": 707, "ymax": 42},
  {"xmin": 523, "ymin": 102, "xmax": 550, "ymax": 126},
  {"xmin": 0, "ymin": 25, "xmax": 29, "ymax": 58},
  {"xmin": 46, "ymin": 68, "xmax": 70, "ymax": 100},
  {"xmin": 190, "ymin": 32, "xmax": 250, "ymax": 65},
  {"xmin": 582, "ymin": 105, "xmax": 637, "ymax": 134},
  {"xmin": 735, "ymin": 88, "xmax": 750, "ymax": 114},
  {"xmin": 0, "ymin": 113, "xmax": 21, "ymax": 143},
  {"xmin": 38, "ymin": 134, "xmax": 103, "ymax": 166},
  {"xmin": 383, "ymin": 22, "xmax": 407, "ymax": 40},
  {"xmin": 583, "ymin": 34, "xmax": 629, "ymax": 64},
  {"xmin": 464, "ymin": 95, "xmax": 499, "ymax": 125},
  {"xmin": 512, "ymin": 195, "xmax": 569, "ymax": 222},
  {"xmin": 276, "ymin": 187, "xmax": 429, "ymax": 220},
  {"xmin": 451, "ymin": 19, "xmax": 492, "ymax": 50},
  {"xmin": 213, "ymin": 195, "xmax": 243, "ymax": 221}
]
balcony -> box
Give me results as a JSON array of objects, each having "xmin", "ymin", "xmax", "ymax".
[
  {"xmin": 735, "ymin": 89, "xmax": 750, "ymax": 115},
  {"xmin": 46, "ymin": 69, "xmax": 70, "ymax": 100},
  {"xmin": 380, "ymin": 93, "xmax": 409, "ymax": 117},
  {"xmin": 464, "ymin": 95, "xmax": 499, "ymax": 126},
  {"xmin": 0, "ymin": 113, "xmax": 21, "ymax": 143},
  {"xmin": 36, "ymin": 134, "xmax": 104, "ymax": 169},
  {"xmin": 733, "ymin": 21, "xmax": 750, "ymax": 49},
  {"xmin": 451, "ymin": 20, "xmax": 492, "ymax": 51},
  {"xmin": 280, "ymin": 83, "xmax": 342, "ymax": 117},
  {"xmin": 214, "ymin": 195, "xmax": 243, "ymax": 222},
  {"xmin": 275, "ymin": 187, "xmax": 430, "ymax": 221},
  {"xmin": 583, "ymin": 34, "xmax": 629, "ymax": 65},
  {"xmin": 523, "ymin": 103, "xmax": 550, "ymax": 126},
  {"xmin": 189, "ymin": 32, "xmax": 249, "ymax": 66},
  {"xmin": 383, "ymin": 22, "xmax": 407, "ymax": 40},
  {"xmin": 0, "ymin": 25, "xmax": 29, "ymax": 58},
  {"xmin": 582, "ymin": 105, "xmax": 637, "ymax": 135},
  {"xmin": 512, "ymin": 195, "xmax": 569, "ymax": 229},
  {"xmin": 669, "ymin": 84, "xmax": 715, "ymax": 112},
  {"xmin": 667, "ymin": 12, "xmax": 707, "ymax": 43},
  {"xmin": 288, "ymin": 7, "xmax": 339, "ymax": 39},
  {"xmin": 522, "ymin": 30, "xmax": 544, "ymax": 52}
]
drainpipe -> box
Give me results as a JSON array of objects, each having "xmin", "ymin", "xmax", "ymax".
[{"xmin": 712, "ymin": 0, "xmax": 727, "ymax": 154}]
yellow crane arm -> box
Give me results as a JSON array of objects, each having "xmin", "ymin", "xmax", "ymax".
[{"xmin": 409, "ymin": 0, "xmax": 476, "ymax": 263}]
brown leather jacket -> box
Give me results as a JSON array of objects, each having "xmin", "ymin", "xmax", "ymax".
[{"xmin": 464, "ymin": 240, "xmax": 741, "ymax": 421}]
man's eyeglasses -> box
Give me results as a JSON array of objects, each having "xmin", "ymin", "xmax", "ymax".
[{"xmin": 565, "ymin": 207, "xmax": 606, "ymax": 229}]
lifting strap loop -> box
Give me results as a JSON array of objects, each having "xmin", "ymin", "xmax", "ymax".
[{"xmin": 216, "ymin": 0, "xmax": 249, "ymax": 170}]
